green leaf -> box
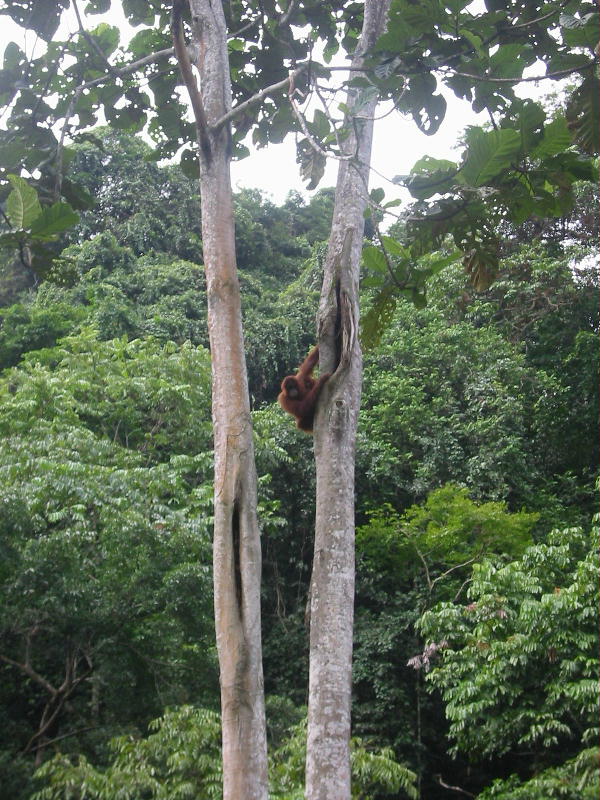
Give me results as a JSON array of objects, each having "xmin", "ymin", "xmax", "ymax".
[
  {"xmin": 566, "ymin": 75, "xmax": 599, "ymax": 155},
  {"xmin": 180, "ymin": 148, "xmax": 200, "ymax": 179},
  {"xmin": 29, "ymin": 202, "xmax": 79, "ymax": 239},
  {"xmin": 459, "ymin": 28, "xmax": 486, "ymax": 58},
  {"xmin": 363, "ymin": 246, "xmax": 388, "ymax": 273},
  {"xmin": 560, "ymin": 12, "xmax": 599, "ymax": 50},
  {"xmin": 405, "ymin": 73, "xmax": 448, "ymax": 135},
  {"xmin": 122, "ymin": 0, "xmax": 155, "ymax": 26},
  {"xmin": 404, "ymin": 156, "xmax": 458, "ymax": 199},
  {"xmin": 5, "ymin": 0, "xmax": 66, "ymax": 40},
  {"xmin": 89, "ymin": 23, "xmax": 120, "ymax": 56},
  {"xmin": 85, "ymin": 0, "xmax": 111, "ymax": 12},
  {"xmin": 511, "ymin": 100, "xmax": 545, "ymax": 151},
  {"xmin": 3, "ymin": 41, "xmax": 24, "ymax": 71},
  {"xmin": 361, "ymin": 287, "xmax": 397, "ymax": 350},
  {"xmin": 5, "ymin": 175, "xmax": 42, "ymax": 230},
  {"xmin": 370, "ymin": 187, "xmax": 385, "ymax": 205},
  {"xmin": 296, "ymin": 138, "xmax": 326, "ymax": 190},
  {"xmin": 380, "ymin": 236, "xmax": 409, "ymax": 258},
  {"xmin": 461, "ymin": 128, "xmax": 521, "ymax": 186},
  {"xmin": 311, "ymin": 109, "xmax": 330, "ymax": 140},
  {"xmin": 532, "ymin": 116, "xmax": 573, "ymax": 160}
]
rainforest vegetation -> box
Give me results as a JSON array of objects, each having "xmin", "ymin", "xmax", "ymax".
[
  {"xmin": 0, "ymin": 128, "xmax": 597, "ymax": 798},
  {"xmin": 2, "ymin": 0, "xmax": 599, "ymax": 794}
]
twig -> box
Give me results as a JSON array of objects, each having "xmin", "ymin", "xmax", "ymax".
[
  {"xmin": 172, "ymin": 0, "xmax": 212, "ymax": 162},
  {"xmin": 289, "ymin": 81, "xmax": 354, "ymax": 163},
  {"xmin": 213, "ymin": 65, "xmax": 308, "ymax": 130},
  {"xmin": 0, "ymin": 653, "xmax": 57, "ymax": 697},
  {"xmin": 512, "ymin": 0, "xmax": 570, "ymax": 30},
  {"xmin": 449, "ymin": 61, "xmax": 595, "ymax": 83},
  {"xmin": 54, "ymin": 84, "xmax": 82, "ymax": 200},
  {"xmin": 374, "ymin": 224, "xmax": 410, "ymax": 290},
  {"xmin": 435, "ymin": 775, "xmax": 476, "ymax": 797},
  {"xmin": 278, "ymin": 0, "xmax": 299, "ymax": 28},
  {"xmin": 430, "ymin": 552, "xmax": 481, "ymax": 590},
  {"xmin": 30, "ymin": 726, "xmax": 98, "ymax": 751},
  {"xmin": 72, "ymin": 0, "xmax": 118, "ymax": 76}
]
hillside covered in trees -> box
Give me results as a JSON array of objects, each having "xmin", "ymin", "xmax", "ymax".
[{"xmin": 0, "ymin": 129, "xmax": 598, "ymax": 799}]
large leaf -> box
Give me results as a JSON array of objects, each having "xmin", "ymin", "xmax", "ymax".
[
  {"xmin": 29, "ymin": 202, "xmax": 79, "ymax": 239},
  {"xmin": 402, "ymin": 156, "xmax": 458, "ymax": 199},
  {"xmin": 362, "ymin": 246, "xmax": 389, "ymax": 274},
  {"xmin": 566, "ymin": 75, "xmax": 599, "ymax": 155},
  {"xmin": 463, "ymin": 245, "xmax": 498, "ymax": 291},
  {"xmin": 296, "ymin": 138, "xmax": 326, "ymax": 190},
  {"xmin": 460, "ymin": 128, "xmax": 521, "ymax": 186},
  {"xmin": 2, "ymin": 0, "xmax": 67, "ymax": 40},
  {"xmin": 532, "ymin": 116, "xmax": 573, "ymax": 160},
  {"xmin": 122, "ymin": 0, "xmax": 155, "ymax": 26},
  {"xmin": 360, "ymin": 287, "xmax": 397, "ymax": 351},
  {"xmin": 5, "ymin": 174, "xmax": 42, "ymax": 230},
  {"xmin": 560, "ymin": 12, "xmax": 599, "ymax": 50}
]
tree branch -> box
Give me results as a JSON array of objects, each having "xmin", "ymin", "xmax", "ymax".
[
  {"xmin": 212, "ymin": 65, "xmax": 308, "ymax": 130},
  {"xmin": 72, "ymin": 0, "xmax": 119, "ymax": 76},
  {"xmin": 512, "ymin": 0, "xmax": 570, "ymax": 30},
  {"xmin": 449, "ymin": 61, "xmax": 595, "ymax": 84},
  {"xmin": 0, "ymin": 653, "xmax": 57, "ymax": 697},
  {"xmin": 278, "ymin": 0, "xmax": 299, "ymax": 28},
  {"xmin": 172, "ymin": 0, "xmax": 212, "ymax": 162},
  {"xmin": 435, "ymin": 775, "xmax": 476, "ymax": 797}
]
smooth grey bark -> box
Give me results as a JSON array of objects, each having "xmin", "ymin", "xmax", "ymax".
[
  {"xmin": 182, "ymin": 2, "xmax": 268, "ymax": 797},
  {"xmin": 306, "ymin": 2, "xmax": 391, "ymax": 797}
]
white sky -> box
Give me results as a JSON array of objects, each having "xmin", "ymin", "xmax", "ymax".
[{"xmin": 1, "ymin": 5, "xmax": 550, "ymax": 206}]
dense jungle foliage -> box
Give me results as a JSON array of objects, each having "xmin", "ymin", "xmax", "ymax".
[{"xmin": 0, "ymin": 130, "xmax": 598, "ymax": 799}]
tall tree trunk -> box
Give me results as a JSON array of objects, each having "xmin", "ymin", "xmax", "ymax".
[
  {"xmin": 306, "ymin": 2, "xmax": 391, "ymax": 797},
  {"xmin": 180, "ymin": 2, "xmax": 268, "ymax": 797}
]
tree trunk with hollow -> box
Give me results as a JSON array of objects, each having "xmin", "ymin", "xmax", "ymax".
[
  {"xmin": 307, "ymin": 2, "xmax": 391, "ymax": 797},
  {"xmin": 184, "ymin": 2, "xmax": 268, "ymax": 797}
]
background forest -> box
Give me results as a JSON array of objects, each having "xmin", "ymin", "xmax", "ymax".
[{"xmin": 0, "ymin": 129, "xmax": 598, "ymax": 799}]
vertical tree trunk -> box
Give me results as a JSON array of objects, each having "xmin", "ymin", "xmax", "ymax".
[
  {"xmin": 306, "ymin": 2, "xmax": 391, "ymax": 798},
  {"xmin": 184, "ymin": 2, "xmax": 268, "ymax": 797}
]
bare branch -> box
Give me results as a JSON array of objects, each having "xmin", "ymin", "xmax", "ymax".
[
  {"xmin": 212, "ymin": 65, "xmax": 308, "ymax": 130},
  {"xmin": 278, "ymin": 0, "xmax": 299, "ymax": 28},
  {"xmin": 430, "ymin": 551, "xmax": 482, "ymax": 590},
  {"xmin": 0, "ymin": 653, "xmax": 57, "ymax": 697},
  {"xmin": 289, "ymin": 81, "xmax": 354, "ymax": 164},
  {"xmin": 72, "ymin": 0, "xmax": 119, "ymax": 76},
  {"xmin": 435, "ymin": 775, "xmax": 476, "ymax": 797},
  {"xmin": 30, "ymin": 726, "xmax": 98, "ymax": 751},
  {"xmin": 172, "ymin": 0, "xmax": 212, "ymax": 161},
  {"xmin": 512, "ymin": 0, "xmax": 570, "ymax": 30},
  {"xmin": 449, "ymin": 60, "xmax": 595, "ymax": 84},
  {"xmin": 374, "ymin": 224, "xmax": 409, "ymax": 290}
]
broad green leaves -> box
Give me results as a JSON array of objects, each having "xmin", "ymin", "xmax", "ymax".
[
  {"xmin": 566, "ymin": 75, "xmax": 600, "ymax": 155},
  {"xmin": 5, "ymin": 174, "xmax": 41, "ymax": 229},
  {"xmin": 29, "ymin": 202, "xmax": 80, "ymax": 238},
  {"xmin": 460, "ymin": 127, "xmax": 521, "ymax": 186},
  {"xmin": 361, "ymin": 241, "xmax": 460, "ymax": 348},
  {"xmin": 383, "ymin": 100, "xmax": 598, "ymax": 298},
  {"xmin": 0, "ymin": 176, "xmax": 79, "ymax": 274},
  {"xmin": 33, "ymin": 703, "xmax": 417, "ymax": 800},
  {"xmin": 418, "ymin": 525, "xmax": 599, "ymax": 767},
  {"xmin": 0, "ymin": 0, "xmax": 69, "ymax": 40},
  {"xmin": 1, "ymin": 0, "xmax": 596, "ymax": 276}
]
